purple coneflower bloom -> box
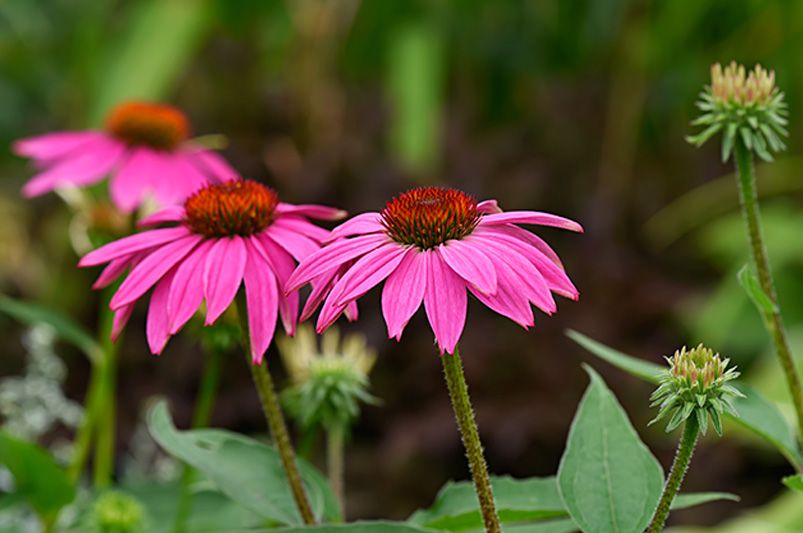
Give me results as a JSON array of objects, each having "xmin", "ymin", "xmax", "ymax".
[
  {"xmin": 79, "ymin": 179, "xmax": 345, "ymax": 362},
  {"xmin": 287, "ymin": 187, "xmax": 582, "ymax": 354},
  {"xmin": 14, "ymin": 102, "xmax": 237, "ymax": 212}
]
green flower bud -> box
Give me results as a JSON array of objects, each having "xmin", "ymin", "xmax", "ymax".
[
  {"xmin": 649, "ymin": 344, "xmax": 743, "ymax": 436},
  {"xmin": 91, "ymin": 491, "xmax": 146, "ymax": 533},
  {"xmin": 687, "ymin": 61, "xmax": 788, "ymax": 162}
]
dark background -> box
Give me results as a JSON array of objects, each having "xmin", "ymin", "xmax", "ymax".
[{"xmin": 3, "ymin": 0, "xmax": 803, "ymax": 527}]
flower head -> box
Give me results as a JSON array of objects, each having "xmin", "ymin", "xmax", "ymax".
[
  {"xmin": 91, "ymin": 491, "xmax": 146, "ymax": 533},
  {"xmin": 278, "ymin": 325, "xmax": 377, "ymax": 430},
  {"xmin": 687, "ymin": 62, "xmax": 788, "ymax": 162},
  {"xmin": 650, "ymin": 344, "xmax": 743, "ymax": 435},
  {"xmin": 78, "ymin": 179, "xmax": 346, "ymax": 363},
  {"xmin": 14, "ymin": 101, "xmax": 238, "ymax": 213},
  {"xmin": 287, "ymin": 186, "xmax": 582, "ymax": 354}
]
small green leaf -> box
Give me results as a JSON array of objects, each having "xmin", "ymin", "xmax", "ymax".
[
  {"xmin": 722, "ymin": 122, "xmax": 737, "ymax": 161},
  {"xmin": 557, "ymin": 366, "xmax": 664, "ymax": 533},
  {"xmin": 782, "ymin": 474, "xmax": 803, "ymax": 492},
  {"xmin": 670, "ymin": 492, "xmax": 739, "ymax": 509},
  {"xmin": 0, "ymin": 295, "xmax": 101, "ymax": 363},
  {"xmin": 0, "ymin": 431, "xmax": 75, "ymax": 522},
  {"xmin": 272, "ymin": 523, "xmax": 439, "ymax": 533},
  {"xmin": 565, "ymin": 330, "xmax": 663, "ymax": 383}
]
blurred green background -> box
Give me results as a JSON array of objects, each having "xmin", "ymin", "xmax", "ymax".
[{"xmin": 3, "ymin": 0, "xmax": 803, "ymax": 527}]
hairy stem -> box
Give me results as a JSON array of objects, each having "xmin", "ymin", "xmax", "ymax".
[
  {"xmin": 327, "ymin": 424, "xmax": 346, "ymax": 518},
  {"xmin": 647, "ymin": 418, "xmax": 699, "ymax": 532},
  {"xmin": 441, "ymin": 347, "xmax": 500, "ymax": 533},
  {"xmin": 734, "ymin": 140, "xmax": 803, "ymax": 443},
  {"xmin": 236, "ymin": 296, "xmax": 316, "ymax": 525}
]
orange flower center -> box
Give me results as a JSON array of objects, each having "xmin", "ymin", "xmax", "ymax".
[
  {"xmin": 381, "ymin": 187, "xmax": 480, "ymax": 249},
  {"xmin": 105, "ymin": 102, "xmax": 190, "ymax": 151},
  {"xmin": 185, "ymin": 180, "xmax": 279, "ymax": 238}
]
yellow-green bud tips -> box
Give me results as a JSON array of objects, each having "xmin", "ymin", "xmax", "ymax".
[
  {"xmin": 650, "ymin": 344, "xmax": 742, "ymax": 435},
  {"xmin": 91, "ymin": 491, "xmax": 146, "ymax": 533},
  {"xmin": 687, "ymin": 61, "xmax": 788, "ymax": 162}
]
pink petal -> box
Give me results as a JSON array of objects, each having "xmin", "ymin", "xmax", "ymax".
[
  {"xmin": 345, "ymin": 301, "xmax": 359, "ymax": 321},
  {"xmin": 437, "ymin": 240, "xmax": 497, "ymax": 295},
  {"xmin": 111, "ymin": 303, "xmax": 135, "ymax": 342},
  {"xmin": 272, "ymin": 215, "xmax": 330, "ymax": 242},
  {"xmin": 22, "ymin": 137, "xmax": 125, "ymax": 197},
  {"xmin": 110, "ymin": 235, "xmax": 202, "ymax": 309},
  {"xmin": 186, "ymin": 149, "xmax": 239, "ymax": 182},
  {"xmin": 137, "ymin": 206, "xmax": 186, "ymax": 228},
  {"xmin": 80, "ymin": 227, "xmax": 191, "ymax": 267},
  {"xmin": 423, "ymin": 251, "xmax": 467, "ymax": 354},
  {"xmin": 382, "ymin": 250, "xmax": 427, "ymax": 340},
  {"xmin": 203, "ymin": 236, "xmax": 247, "ymax": 325},
  {"xmin": 300, "ymin": 267, "xmax": 341, "ymax": 322},
  {"xmin": 248, "ymin": 238, "xmax": 298, "ymax": 335},
  {"xmin": 285, "ymin": 234, "xmax": 389, "ymax": 293},
  {"xmin": 93, "ymin": 255, "xmax": 137, "ymax": 289},
  {"xmin": 325, "ymin": 213, "xmax": 384, "ymax": 243},
  {"xmin": 146, "ymin": 268, "xmax": 176, "ymax": 354},
  {"xmin": 150, "ymin": 153, "xmax": 210, "ymax": 207},
  {"xmin": 167, "ymin": 240, "xmax": 213, "ymax": 334},
  {"xmin": 263, "ymin": 225, "xmax": 320, "ymax": 262},
  {"xmin": 14, "ymin": 131, "xmax": 107, "ymax": 161},
  {"xmin": 109, "ymin": 148, "xmax": 157, "ymax": 213},
  {"xmin": 242, "ymin": 248, "xmax": 279, "ymax": 364},
  {"xmin": 331, "ymin": 243, "xmax": 410, "ymax": 305},
  {"xmin": 476, "ymin": 199, "xmax": 503, "ymax": 214},
  {"xmin": 493, "ymin": 224, "xmax": 564, "ymax": 267},
  {"xmin": 468, "ymin": 259, "xmax": 534, "ymax": 328},
  {"xmin": 480, "ymin": 211, "xmax": 583, "ymax": 232},
  {"xmin": 276, "ymin": 203, "xmax": 347, "ymax": 221}
]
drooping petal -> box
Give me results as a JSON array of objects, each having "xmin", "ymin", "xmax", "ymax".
[
  {"xmin": 186, "ymin": 149, "xmax": 239, "ymax": 182},
  {"xmin": 14, "ymin": 131, "xmax": 107, "ymax": 161},
  {"xmin": 476, "ymin": 199, "xmax": 503, "ymax": 214},
  {"xmin": 382, "ymin": 250, "xmax": 427, "ymax": 340},
  {"xmin": 285, "ymin": 234, "xmax": 389, "ymax": 292},
  {"xmin": 203, "ymin": 236, "xmax": 248, "ymax": 325},
  {"xmin": 111, "ymin": 303, "xmax": 135, "ymax": 342},
  {"xmin": 275, "ymin": 203, "xmax": 347, "ymax": 221},
  {"xmin": 437, "ymin": 240, "xmax": 497, "ymax": 295},
  {"xmin": 109, "ymin": 148, "xmax": 159, "ymax": 212},
  {"xmin": 248, "ymin": 238, "xmax": 298, "ymax": 335},
  {"xmin": 137, "ymin": 206, "xmax": 186, "ymax": 228},
  {"xmin": 110, "ymin": 234, "xmax": 201, "ymax": 309},
  {"xmin": 325, "ymin": 212, "xmax": 384, "ymax": 242},
  {"xmin": 345, "ymin": 301, "xmax": 359, "ymax": 321},
  {"xmin": 93, "ymin": 255, "xmax": 137, "ymax": 289},
  {"xmin": 300, "ymin": 267, "xmax": 341, "ymax": 322},
  {"xmin": 331, "ymin": 243, "xmax": 410, "ymax": 306},
  {"xmin": 263, "ymin": 224, "xmax": 320, "ymax": 262},
  {"xmin": 468, "ymin": 259, "xmax": 534, "ymax": 328},
  {"xmin": 150, "ymin": 153, "xmax": 210, "ymax": 207},
  {"xmin": 243, "ymin": 248, "xmax": 279, "ymax": 364},
  {"xmin": 167, "ymin": 240, "xmax": 213, "ymax": 334},
  {"xmin": 146, "ymin": 268, "xmax": 176, "ymax": 354},
  {"xmin": 80, "ymin": 227, "xmax": 191, "ymax": 267},
  {"xmin": 480, "ymin": 211, "xmax": 583, "ymax": 232},
  {"xmin": 272, "ymin": 215, "xmax": 330, "ymax": 243},
  {"xmin": 492, "ymin": 224, "xmax": 564, "ymax": 267},
  {"xmin": 423, "ymin": 251, "xmax": 467, "ymax": 354}
]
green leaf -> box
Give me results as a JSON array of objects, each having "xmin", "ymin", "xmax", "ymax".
[
  {"xmin": 557, "ymin": 366, "xmax": 664, "ymax": 533},
  {"xmin": 0, "ymin": 295, "xmax": 101, "ymax": 363},
  {"xmin": 272, "ymin": 523, "xmax": 439, "ymax": 533},
  {"xmin": 722, "ymin": 122, "xmax": 737, "ymax": 161},
  {"xmin": 568, "ymin": 331, "xmax": 803, "ymax": 469},
  {"xmin": 0, "ymin": 431, "xmax": 75, "ymax": 522},
  {"xmin": 737, "ymin": 265, "xmax": 778, "ymax": 314},
  {"xmin": 146, "ymin": 401, "xmax": 340, "ymax": 526},
  {"xmin": 408, "ymin": 476, "xmax": 567, "ymax": 530},
  {"xmin": 782, "ymin": 474, "xmax": 803, "ymax": 492},
  {"xmin": 671, "ymin": 492, "xmax": 740, "ymax": 509}
]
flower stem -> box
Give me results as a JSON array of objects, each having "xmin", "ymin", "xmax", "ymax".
[
  {"xmin": 733, "ymin": 139, "xmax": 803, "ymax": 443},
  {"xmin": 235, "ymin": 296, "xmax": 316, "ymax": 525},
  {"xmin": 647, "ymin": 417, "xmax": 700, "ymax": 532},
  {"xmin": 173, "ymin": 345, "xmax": 223, "ymax": 532},
  {"xmin": 441, "ymin": 347, "xmax": 500, "ymax": 533},
  {"xmin": 327, "ymin": 424, "xmax": 346, "ymax": 518}
]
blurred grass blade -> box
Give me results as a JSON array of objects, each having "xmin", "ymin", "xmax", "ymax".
[
  {"xmin": 89, "ymin": 0, "xmax": 214, "ymax": 125},
  {"xmin": 737, "ymin": 265, "xmax": 778, "ymax": 314},
  {"xmin": 0, "ymin": 295, "xmax": 101, "ymax": 363}
]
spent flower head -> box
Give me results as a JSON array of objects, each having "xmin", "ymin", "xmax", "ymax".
[
  {"xmin": 650, "ymin": 344, "xmax": 743, "ymax": 435},
  {"xmin": 687, "ymin": 61, "xmax": 788, "ymax": 162},
  {"xmin": 278, "ymin": 325, "xmax": 378, "ymax": 431}
]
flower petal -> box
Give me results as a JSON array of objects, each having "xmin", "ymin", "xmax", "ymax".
[
  {"xmin": 93, "ymin": 255, "xmax": 137, "ymax": 289},
  {"xmin": 14, "ymin": 131, "xmax": 107, "ymax": 161},
  {"xmin": 468, "ymin": 259, "xmax": 534, "ymax": 328},
  {"xmin": 243, "ymin": 249, "xmax": 279, "ymax": 364},
  {"xmin": 272, "ymin": 215, "xmax": 330, "ymax": 242},
  {"xmin": 109, "ymin": 148, "xmax": 159, "ymax": 212},
  {"xmin": 147, "ymin": 268, "xmax": 176, "ymax": 354},
  {"xmin": 382, "ymin": 250, "xmax": 427, "ymax": 340},
  {"xmin": 80, "ymin": 227, "xmax": 191, "ymax": 267},
  {"xmin": 331, "ymin": 243, "xmax": 410, "ymax": 305},
  {"xmin": 480, "ymin": 211, "xmax": 583, "ymax": 232},
  {"xmin": 263, "ymin": 224, "xmax": 320, "ymax": 262},
  {"xmin": 111, "ymin": 303, "xmax": 135, "ymax": 342},
  {"xmin": 248, "ymin": 238, "xmax": 298, "ymax": 335},
  {"xmin": 276, "ymin": 203, "xmax": 347, "ymax": 221},
  {"xmin": 187, "ymin": 149, "xmax": 239, "ymax": 182},
  {"xmin": 437, "ymin": 240, "xmax": 497, "ymax": 295},
  {"xmin": 325, "ymin": 212, "xmax": 384, "ymax": 242},
  {"xmin": 167, "ymin": 240, "xmax": 213, "ymax": 334},
  {"xmin": 424, "ymin": 251, "xmax": 467, "ymax": 354},
  {"xmin": 137, "ymin": 206, "xmax": 187, "ymax": 228},
  {"xmin": 203, "ymin": 236, "xmax": 247, "ymax": 325},
  {"xmin": 476, "ymin": 199, "xmax": 503, "ymax": 214}
]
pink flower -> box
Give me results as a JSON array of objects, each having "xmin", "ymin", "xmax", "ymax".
[
  {"xmin": 287, "ymin": 187, "xmax": 582, "ymax": 354},
  {"xmin": 14, "ymin": 101, "xmax": 238, "ymax": 213},
  {"xmin": 79, "ymin": 179, "xmax": 346, "ymax": 363}
]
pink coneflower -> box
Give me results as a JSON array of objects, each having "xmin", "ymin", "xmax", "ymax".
[
  {"xmin": 287, "ymin": 186, "xmax": 582, "ymax": 354},
  {"xmin": 78, "ymin": 179, "xmax": 345, "ymax": 362},
  {"xmin": 14, "ymin": 101, "xmax": 237, "ymax": 213}
]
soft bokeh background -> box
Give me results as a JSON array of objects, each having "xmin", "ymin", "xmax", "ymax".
[{"xmin": 3, "ymin": 0, "xmax": 803, "ymax": 527}]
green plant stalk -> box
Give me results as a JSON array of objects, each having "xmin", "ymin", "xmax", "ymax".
[
  {"xmin": 93, "ymin": 302, "xmax": 119, "ymax": 488},
  {"xmin": 733, "ymin": 139, "xmax": 803, "ymax": 443},
  {"xmin": 647, "ymin": 417, "xmax": 699, "ymax": 532},
  {"xmin": 235, "ymin": 296, "xmax": 316, "ymax": 525},
  {"xmin": 173, "ymin": 345, "xmax": 223, "ymax": 533},
  {"xmin": 441, "ymin": 347, "xmax": 501, "ymax": 533},
  {"xmin": 327, "ymin": 424, "xmax": 346, "ymax": 517}
]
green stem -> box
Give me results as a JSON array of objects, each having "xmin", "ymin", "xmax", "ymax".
[
  {"xmin": 441, "ymin": 347, "xmax": 500, "ymax": 533},
  {"xmin": 235, "ymin": 296, "xmax": 316, "ymax": 525},
  {"xmin": 327, "ymin": 424, "xmax": 346, "ymax": 518},
  {"xmin": 647, "ymin": 418, "xmax": 700, "ymax": 533},
  {"xmin": 173, "ymin": 345, "xmax": 223, "ymax": 532},
  {"xmin": 93, "ymin": 302, "xmax": 119, "ymax": 488},
  {"xmin": 733, "ymin": 140, "xmax": 803, "ymax": 443}
]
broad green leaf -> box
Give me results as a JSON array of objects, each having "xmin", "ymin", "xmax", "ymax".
[
  {"xmin": 0, "ymin": 431, "xmax": 75, "ymax": 521},
  {"xmin": 671, "ymin": 492, "xmax": 740, "ymax": 509},
  {"xmin": 737, "ymin": 265, "xmax": 778, "ymax": 314},
  {"xmin": 408, "ymin": 476, "xmax": 566, "ymax": 530},
  {"xmin": 568, "ymin": 330, "xmax": 803, "ymax": 469},
  {"xmin": 0, "ymin": 295, "xmax": 101, "ymax": 363},
  {"xmin": 557, "ymin": 366, "xmax": 664, "ymax": 533},
  {"xmin": 147, "ymin": 401, "xmax": 340, "ymax": 526},
  {"xmin": 782, "ymin": 474, "xmax": 803, "ymax": 492}
]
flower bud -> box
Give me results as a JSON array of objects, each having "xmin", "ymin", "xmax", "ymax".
[{"xmin": 91, "ymin": 491, "xmax": 146, "ymax": 533}]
